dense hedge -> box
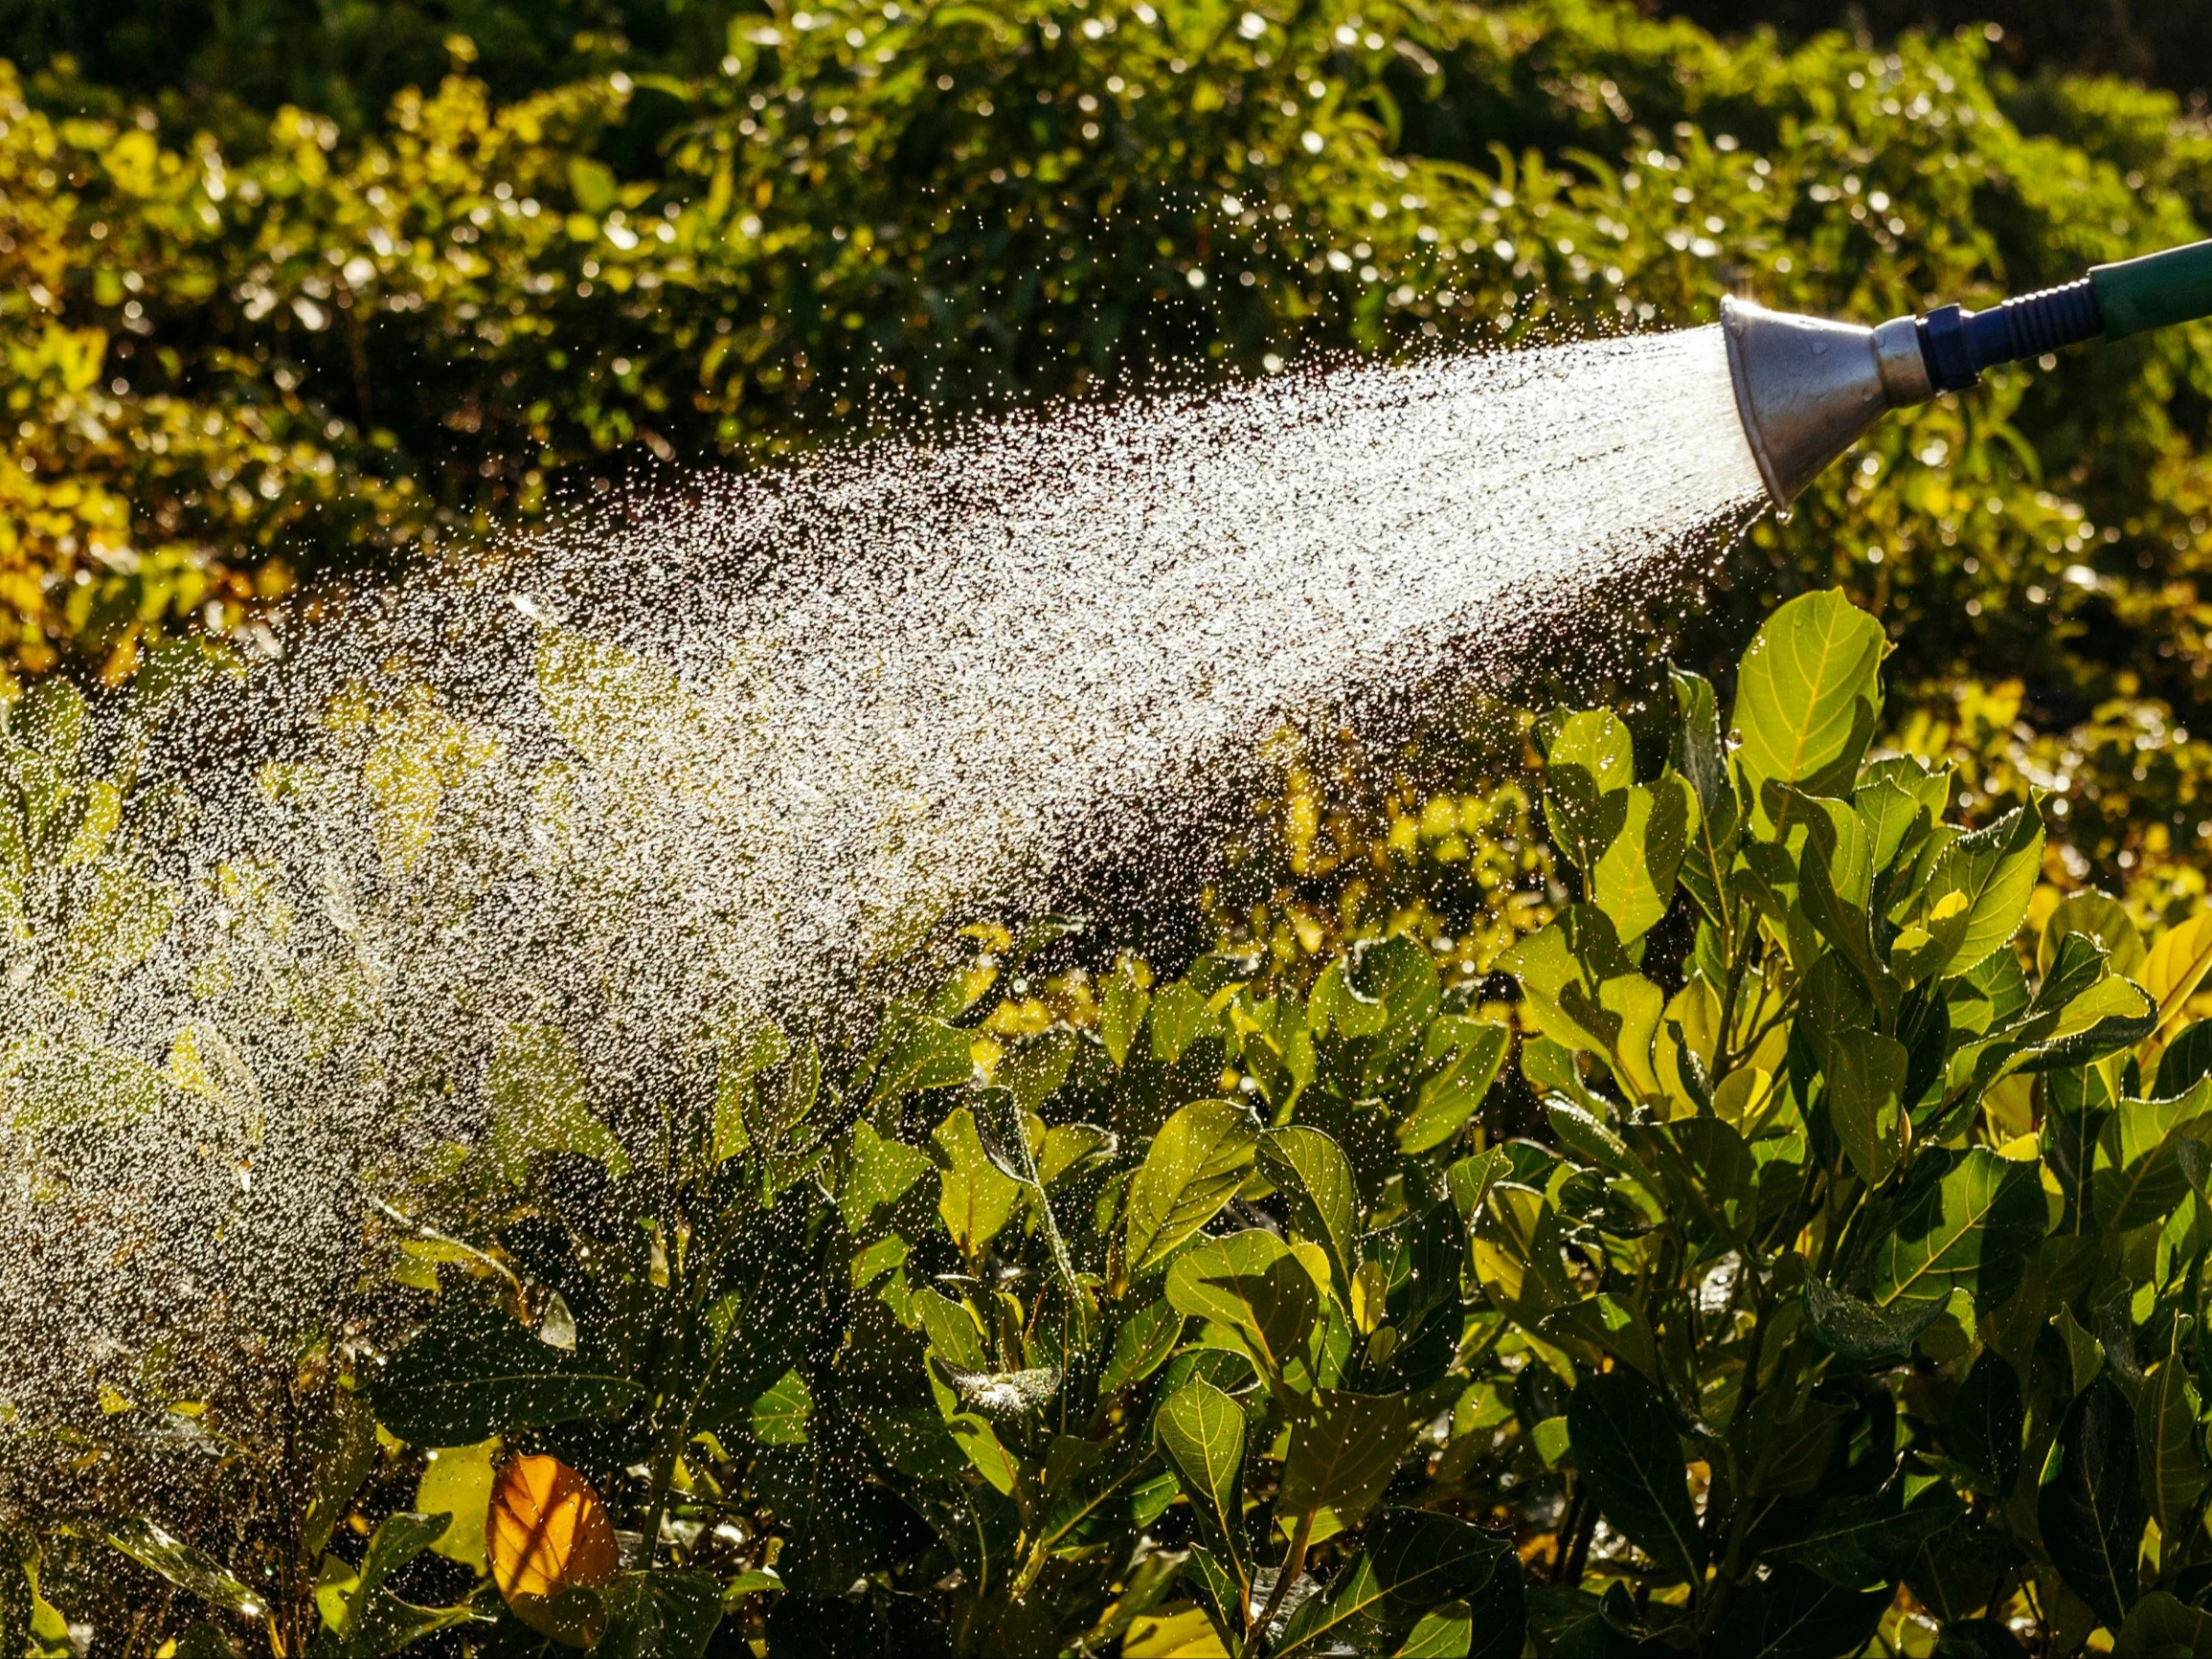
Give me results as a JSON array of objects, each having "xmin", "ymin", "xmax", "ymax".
[{"xmin": 10, "ymin": 1, "xmax": 2212, "ymax": 928}]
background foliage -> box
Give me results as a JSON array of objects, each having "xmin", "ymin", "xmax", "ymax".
[{"xmin": 18, "ymin": 0, "xmax": 2212, "ymax": 1653}]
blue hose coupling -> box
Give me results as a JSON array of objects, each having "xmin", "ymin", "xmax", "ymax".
[{"xmin": 1917, "ymin": 278, "xmax": 2104, "ymax": 393}]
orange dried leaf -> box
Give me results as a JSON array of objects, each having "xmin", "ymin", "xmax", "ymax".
[{"xmin": 485, "ymin": 1452, "xmax": 621, "ymax": 1647}]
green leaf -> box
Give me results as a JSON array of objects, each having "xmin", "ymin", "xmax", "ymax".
[
  {"xmin": 1150, "ymin": 981, "xmax": 1223, "ymax": 1064},
  {"xmin": 1123, "ymin": 1098, "xmax": 1259, "ymax": 1276},
  {"xmin": 1920, "ymin": 803, "xmax": 2044, "ymax": 978},
  {"xmin": 2137, "ymin": 1361, "xmax": 2207, "ymax": 1540},
  {"xmin": 1275, "ymin": 1510, "xmax": 1509, "ymax": 1656},
  {"xmin": 1803, "ymin": 1276, "xmax": 1948, "ymax": 1368},
  {"xmin": 1278, "ymin": 1390, "xmax": 1413, "ymax": 1524},
  {"xmin": 365, "ymin": 1299, "xmax": 643, "ymax": 1445},
  {"xmin": 838, "ymin": 1120, "xmax": 934, "ymax": 1233},
  {"xmin": 1710, "ymin": 1564, "xmax": 1891, "ymax": 1658},
  {"xmin": 949, "ymin": 1413, "xmax": 1021, "ymax": 1496},
  {"xmin": 1823, "ymin": 1028, "xmax": 1907, "ymax": 1187},
  {"xmin": 1101, "ymin": 1298, "xmax": 1185, "ymax": 1394},
  {"xmin": 485, "ymin": 1021, "xmax": 630, "ymax": 1184},
  {"xmin": 2043, "ymin": 891, "xmax": 2146, "ymax": 981},
  {"xmin": 104, "ymin": 1518, "xmax": 263, "ymax": 1618},
  {"xmin": 1543, "ymin": 710, "xmax": 1635, "ymax": 874},
  {"xmin": 2115, "ymin": 1592, "xmax": 2212, "ymax": 1657},
  {"xmin": 2041, "ymin": 1375, "xmax": 2145, "ymax": 1628},
  {"xmin": 598, "ymin": 1570, "xmax": 725, "ymax": 1658},
  {"xmin": 1867, "ymin": 1149, "xmax": 2046, "ymax": 1313},
  {"xmin": 933, "ymin": 1107, "xmax": 1026, "ymax": 1259},
  {"xmin": 750, "ymin": 1369, "xmax": 814, "ymax": 1446},
  {"xmin": 1154, "ymin": 1377, "xmax": 1253, "ymax": 1616},
  {"xmin": 323, "ymin": 1512, "xmax": 487, "ymax": 1653},
  {"xmin": 1397, "ymin": 1018, "xmax": 1508, "ymax": 1154},
  {"xmin": 711, "ymin": 1012, "xmax": 790, "ymax": 1160},
  {"xmin": 1566, "ymin": 1368, "xmax": 1704, "ymax": 1581},
  {"xmin": 1258, "ymin": 1125, "xmax": 1358, "ymax": 1299},
  {"xmin": 415, "ymin": 1439, "xmax": 496, "ymax": 1571},
  {"xmin": 1672, "ymin": 667, "xmax": 1742, "ymax": 925},
  {"xmin": 1591, "ymin": 774, "xmax": 1691, "ymax": 943},
  {"xmin": 1101, "ymin": 957, "xmax": 1152, "ymax": 1068},
  {"xmin": 864, "ymin": 1012, "xmax": 973, "ymax": 1120},
  {"xmin": 568, "ymin": 154, "xmax": 618, "ymax": 211},
  {"xmin": 1165, "ymin": 1230, "xmax": 1322, "ymax": 1394},
  {"xmin": 1767, "ymin": 1490, "xmax": 1959, "ymax": 1589},
  {"xmin": 1729, "ymin": 589, "xmax": 1886, "ymax": 814}
]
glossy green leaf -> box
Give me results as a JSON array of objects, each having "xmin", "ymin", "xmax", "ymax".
[
  {"xmin": 1566, "ymin": 1368, "xmax": 1704, "ymax": 1581},
  {"xmin": 1122, "ymin": 1097, "xmax": 1259, "ymax": 1275},
  {"xmin": 104, "ymin": 1518, "xmax": 263, "ymax": 1618},
  {"xmin": 1920, "ymin": 803, "xmax": 2044, "ymax": 978},
  {"xmin": 365, "ymin": 1299, "xmax": 643, "ymax": 1446},
  {"xmin": 1164, "ymin": 1229, "xmax": 1321, "ymax": 1393},
  {"xmin": 838, "ymin": 1120, "xmax": 934, "ymax": 1233},
  {"xmin": 933, "ymin": 1106, "xmax": 1026, "ymax": 1259},
  {"xmin": 1729, "ymin": 589, "xmax": 1886, "ymax": 813},
  {"xmin": 1099, "ymin": 1298, "xmax": 1185, "ymax": 1394},
  {"xmin": 1154, "ymin": 1376, "xmax": 1253, "ymax": 1615},
  {"xmin": 1397, "ymin": 1018, "xmax": 1508, "ymax": 1154},
  {"xmin": 1592, "ymin": 774, "xmax": 1691, "ymax": 943},
  {"xmin": 2039, "ymin": 1375, "xmax": 2145, "ymax": 1627},
  {"xmin": 1257, "ymin": 1125, "xmax": 1358, "ymax": 1298},
  {"xmin": 2137, "ymin": 1362, "xmax": 2208, "ymax": 1540},
  {"xmin": 1278, "ymin": 1390, "xmax": 1412, "ymax": 1524},
  {"xmin": 1867, "ymin": 1149, "xmax": 2046, "ymax": 1313}
]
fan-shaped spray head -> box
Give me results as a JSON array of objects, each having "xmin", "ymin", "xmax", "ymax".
[{"xmin": 1723, "ymin": 237, "xmax": 2212, "ymax": 513}]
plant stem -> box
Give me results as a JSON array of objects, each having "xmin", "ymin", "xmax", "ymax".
[{"xmin": 1245, "ymin": 1509, "xmax": 1315, "ymax": 1657}]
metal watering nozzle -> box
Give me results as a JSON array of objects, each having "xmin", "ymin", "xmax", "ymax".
[{"xmin": 1722, "ymin": 237, "xmax": 2212, "ymax": 511}]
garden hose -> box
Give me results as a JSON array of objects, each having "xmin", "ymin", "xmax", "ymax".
[{"xmin": 1722, "ymin": 236, "xmax": 2212, "ymax": 511}]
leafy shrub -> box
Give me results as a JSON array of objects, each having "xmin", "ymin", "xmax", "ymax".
[{"xmin": 21, "ymin": 588, "xmax": 2212, "ymax": 1656}]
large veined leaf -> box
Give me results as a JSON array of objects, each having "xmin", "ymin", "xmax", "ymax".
[
  {"xmin": 1278, "ymin": 1391, "xmax": 1413, "ymax": 1524},
  {"xmin": 1396, "ymin": 1017, "xmax": 1508, "ymax": 1154},
  {"xmin": 1918, "ymin": 804, "xmax": 2043, "ymax": 978},
  {"xmin": 1866, "ymin": 1149, "xmax": 2046, "ymax": 1313},
  {"xmin": 1591, "ymin": 773, "xmax": 1693, "ymax": 944},
  {"xmin": 1820, "ymin": 1028, "xmax": 1907, "ymax": 1188},
  {"xmin": 1154, "ymin": 1377, "xmax": 1253, "ymax": 1617},
  {"xmin": 1273, "ymin": 1510, "xmax": 1510, "ymax": 1656},
  {"xmin": 1099, "ymin": 1299, "xmax": 1184, "ymax": 1395},
  {"xmin": 2114, "ymin": 1592, "xmax": 2212, "ymax": 1657},
  {"xmin": 932, "ymin": 1107, "xmax": 1025, "ymax": 1260},
  {"xmin": 2137, "ymin": 1361, "xmax": 2209, "ymax": 1540},
  {"xmin": 1257, "ymin": 1125, "xmax": 1358, "ymax": 1299},
  {"xmin": 2042, "ymin": 891, "xmax": 2146, "ymax": 980},
  {"xmin": 838, "ymin": 1121, "xmax": 934, "ymax": 1233},
  {"xmin": 1164, "ymin": 1229, "xmax": 1323, "ymax": 1394},
  {"xmin": 2040, "ymin": 1375, "xmax": 2145, "ymax": 1627},
  {"xmin": 1767, "ymin": 1489, "xmax": 1961, "ymax": 1590},
  {"xmin": 1803, "ymin": 1277, "xmax": 1948, "ymax": 1368},
  {"xmin": 1565, "ymin": 1368, "xmax": 1704, "ymax": 1581},
  {"xmin": 366, "ymin": 1301, "xmax": 643, "ymax": 1446},
  {"xmin": 597, "ymin": 1572, "xmax": 725, "ymax": 1659},
  {"xmin": 1122, "ymin": 1097, "xmax": 1259, "ymax": 1276},
  {"xmin": 1729, "ymin": 589, "xmax": 1886, "ymax": 816},
  {"xmin": 318, "ymin": 1510, "xmax": 488, "ymax": 1652},
  {"xmin": 2091, "ymin": 1081, "xmax": 2212, "ymax": 1232},
  {"xmin": 1710, "ymin": 1564, "xmax": 1892, "ymax": 1659},
  {"xmin": 1543, "ymin": 709, "xmax": 1635, "ymax": 874}
]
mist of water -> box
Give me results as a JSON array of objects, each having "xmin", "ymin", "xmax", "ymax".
[{"xmin": 0, "ymin": 325, "xmax": 1762, "ymax": 1493}]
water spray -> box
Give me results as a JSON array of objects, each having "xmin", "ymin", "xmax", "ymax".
[{"xmin": 1723, "ymin": 237, "xmax": 2212, "ymax": 510}]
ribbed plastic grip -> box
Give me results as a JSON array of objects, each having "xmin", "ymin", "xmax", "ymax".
[{"xmin": 1917, "ymin": 279, "xmax": 2104, "ymax": 393}]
